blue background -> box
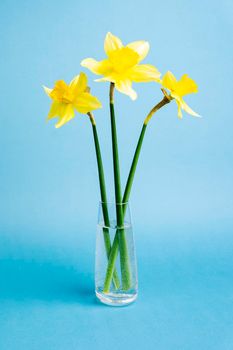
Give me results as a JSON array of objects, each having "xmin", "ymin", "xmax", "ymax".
[{"xmin": 0, "ymin": 0, "xmax": 233, "ymax": 349}]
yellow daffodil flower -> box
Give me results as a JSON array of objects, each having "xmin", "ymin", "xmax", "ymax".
[
  {"xmin": 43, "ymin": 72, "xmax": 102, "ymax": 128},
  {"xmin": 81, "ymin": 32, "xmax": 161, "ymax": 100},
  {"xmin": 161, "ymin": 71, "xmax": 200, "ymax": 118}
]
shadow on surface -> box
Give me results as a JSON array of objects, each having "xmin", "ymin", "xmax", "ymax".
[{"xmin": 0, "ymin": 257, "xmax": 98, "ymax": 305}]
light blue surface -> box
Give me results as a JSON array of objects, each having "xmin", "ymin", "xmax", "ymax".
[{"xmin": 0, "ymin": 0, "xmax": 233, "ymax": 349}]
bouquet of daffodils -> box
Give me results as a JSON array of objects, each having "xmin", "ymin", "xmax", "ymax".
[{"xmin": 44, "ymin": 33, "xmax": 199, "ymax": 304}]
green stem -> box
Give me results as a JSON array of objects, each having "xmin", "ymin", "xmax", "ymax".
[
  {"xmin": 88, "ymin": 113, "xmax": 120, "ymax": 289},
  {"xmin": 103, "ymin": 95, "xmax": 171, "ymax": 292},
  {"xmin": 107, "ymin": 83, "xmax": 131, "ymax": 291},
  {"xmin": 102, "ymin": 232, "xmax": 119, "ymax": 293},
  {"xmin": 103, "ymin": 125, "xmax": 146, "ymax": 293},
  {"xmin": 122, "ymin": 123, "xmax": 147, "ymax": 214}
]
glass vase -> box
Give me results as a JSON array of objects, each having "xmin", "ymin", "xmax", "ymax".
[{"xmin": 95, "ymin": 201, "xmax": 138, "ymax": 306}]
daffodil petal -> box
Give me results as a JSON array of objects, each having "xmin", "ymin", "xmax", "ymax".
[
  {"xmin": 43, "ymin": 85, "xmax": 52, "ymax": 97},
  {"xmin": 171, "ymin": 92, "xmax": 181, "ymax": 103},
  {"xmin": 104, "ymin": 32, "xmax": 123, "ymax": 56},
  {"xmin": 69, "ymin": 75, "xmax": 80, "ymax": 89},
  {"xmin": 172, "ymin": 94, "xmax": 200, "ymax": 118},
  {"xmin": 81, "ymin": 58, "xmax": 112, "ymax": 76},
  {"xmin": 49, "ymin": 80, "xmax": 69, "ymax": 101},
  {"xmin": 126, "ymin": 41, "xmax": 149, "ymax": 62},
  {"xmin": 175, "ymin": 74, "xmax": 198, "ymax": 96},
  {"xmin": 69, "ymin": 72, "xmax": 87, "ymax": 94},
  {"xmin": 55, "ymin": 104, "xmax": 75, "ymax": 128},
  {"xmin": 181, "ymin": 100, "xmax": 200, "ymax": 117},
  {"xmin": 95, "ymin": 77, "xmax": 114, "ymax": 82},
  {"xmin": 47, "ymin": 101, "xmax": 63, "ymax": 120},
  {"xmin": 74, "ymin": 92, "xmax": 102, "ymax": 114},
  {"xmin": 162, "ymin": 71, "xmax": 177, "ymax": 91},
  {"xmin": 176, "ymin": 101, "xmax": 183, "ymax": 119},
  {"xmin": 115, "ymin": 80, "xmax": 137, "ymax": 100},
  {"xmin": 128, "ymin": 64, "xmax": 161, "ymax": 82}
]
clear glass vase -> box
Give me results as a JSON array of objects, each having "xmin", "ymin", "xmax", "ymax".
[{"xmin": 95, "ymin": 201, "xmax": 138, "ymax": 306}]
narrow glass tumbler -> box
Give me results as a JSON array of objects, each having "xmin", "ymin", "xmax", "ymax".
[{"xmin": 95, "ymin": 201, "xmax": 138, "ymax": 306}]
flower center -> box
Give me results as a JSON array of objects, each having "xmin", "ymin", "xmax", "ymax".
[
  {"xmin": 109, "ymin": 47, "xmax": 139, "ymax": 73},
  {"xmin": 51, "ymin": 81, "xmax": 74, "ymax": 104}
]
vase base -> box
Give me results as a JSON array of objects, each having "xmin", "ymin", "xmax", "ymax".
[{"xmin": 96, "ymin": 290, "xmax": 137, "ymax": 306}]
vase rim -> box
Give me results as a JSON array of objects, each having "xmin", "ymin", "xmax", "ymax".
[{"xmin": 99, "ymin": 200, "xmax": 129, "ymax": 206}]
